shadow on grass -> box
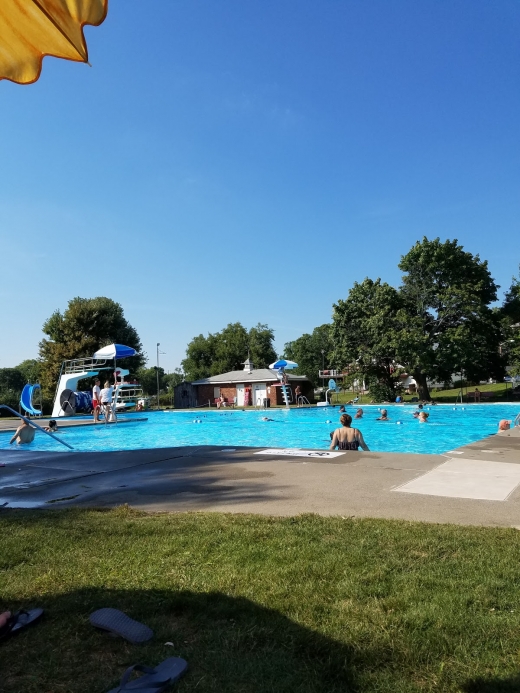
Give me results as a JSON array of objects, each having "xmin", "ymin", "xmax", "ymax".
[
  {"xmin": 462, "ymin": 676, "xmax": 520, "ymax": 693},
  {"xmin": 1, "ymin": 587, "xmax": 389, "ymax": 693}
]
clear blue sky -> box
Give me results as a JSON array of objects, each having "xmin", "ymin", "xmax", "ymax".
[{"xmin": 1, "ymin": 0, "xmax": 519, "ymax": 372}]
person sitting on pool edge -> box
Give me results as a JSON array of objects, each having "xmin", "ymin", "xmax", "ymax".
[
  {"xmin": 330, "ymin": 414, "xmax": 369, "ymax": 451},
  {"xmin": 376, "ymin": 409, "xmax": 389, "ymax": 421}
]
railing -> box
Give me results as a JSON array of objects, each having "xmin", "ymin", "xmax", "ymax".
[
  {"xmin": 296, "ymin": 396, "xmax": 310, "ymax": 407},
  {"xmin": 514, "ymin": 412, "xmax": 520, "ymax": 428},
  {"xmin": 63, "ymin": 358, "xmax": 108, "ymax": 374},
  {"xmin": 0, "ymin": 405, "xmax": 74, "ymax": 450},
  {"xmin": 319, "ymin": 370, "xmax": 350, "ymax": 378}
]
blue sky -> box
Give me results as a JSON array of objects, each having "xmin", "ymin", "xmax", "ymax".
[{"xmin": 1, "ymin": 0, "xmax": 519, "ymax": 372}]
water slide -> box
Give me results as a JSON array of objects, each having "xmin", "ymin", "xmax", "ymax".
[{"xmin": 20, "ymin": 383, "xmax": 42, "ymax": 416}]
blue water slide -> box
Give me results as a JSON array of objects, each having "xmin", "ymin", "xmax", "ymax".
[{"xmin": 20, "ymin": 383, "xmax": 42, "ymax": 416}]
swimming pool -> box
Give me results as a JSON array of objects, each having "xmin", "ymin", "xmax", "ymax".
[{"xmin": 1, "ymin": 404, "xmax": 518, "ymax": 455}]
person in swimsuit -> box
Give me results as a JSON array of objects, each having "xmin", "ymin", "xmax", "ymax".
[
  {"xmin": 330, "ymin": 414, "xmax": 369, "ymax": 451},
  {"xmin": 92, "ymin": 378, "xmax": 101, "ymax": 423},
  {"xmin": 376, "ymin": 409, "xmax": 389, "ymax": 421},
  {"xmin": 354, "ymin": 408, "xmax": 363, "ymax": 418},
  {"xmin": 418, "ymin": 411, "xmax": 429, "ymax": 423}
]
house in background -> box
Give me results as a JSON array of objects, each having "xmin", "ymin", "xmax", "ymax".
[{"xmin": 178, "ymin": 359, "xmax": 313, "ymax": 408}]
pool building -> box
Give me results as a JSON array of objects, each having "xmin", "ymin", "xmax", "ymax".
[{"xmin": 175, "ymin": 359, "xmax": 313, "ymax": 408}]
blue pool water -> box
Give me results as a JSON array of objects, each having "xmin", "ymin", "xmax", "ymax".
[{"xmin": 1, "ymin": 404, "xmax": 518, "ymax": 455}]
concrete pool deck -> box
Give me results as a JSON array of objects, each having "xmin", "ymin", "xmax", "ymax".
[{"xmin": 1, "ymin": 426, "xmax": 519, "ymax": 526}]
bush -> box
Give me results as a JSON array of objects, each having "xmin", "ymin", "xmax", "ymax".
[
  {"xmin": 368, "ymin": 381, "xmax": 396, "ymax": 402},
  {"xmin": 0, "ymin": 388, "xmax": 20, "ymax": 415}
]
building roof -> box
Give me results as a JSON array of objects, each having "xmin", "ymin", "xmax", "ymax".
[{"xmin": 191, "ymin": 368, "xmax": 309, "ymax": 385}]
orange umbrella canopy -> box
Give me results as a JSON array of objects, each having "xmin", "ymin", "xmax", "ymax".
[{"xmin": 0, "ymin": 0, "xmax": 108, "ymax": 85}]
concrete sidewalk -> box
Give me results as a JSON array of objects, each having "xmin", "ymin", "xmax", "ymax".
[{"xmin": 1, "ymin": 429, "xmax": 519, "ymax": 526}]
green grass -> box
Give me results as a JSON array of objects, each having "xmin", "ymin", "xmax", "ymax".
[
  {"xmin": 329, "ymin": 382, "xmax": 517, "ymax": 405},
  {"xmin": 2, "ymin": 508, "xmax": 520, "ymax": 692}
]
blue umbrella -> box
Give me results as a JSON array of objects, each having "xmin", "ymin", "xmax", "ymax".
[
  {"xmin": 269, "ymin": 359, "xmax": 298, "ymax": 370},
  {"xmin": 93, "ymin": 344, "xmax": 137, "ymax": 359}
]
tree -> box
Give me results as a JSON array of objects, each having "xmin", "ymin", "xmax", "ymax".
[
  {"xmin": 0, "ymin": 367, "xmax": 26, "ymax": 415},
  {"xmin": 16, "ymin": 359, "xmax": 42, "ymax": 384},
  {"xmin": 501, "ymin": 268, "xmax": 520, "ymax": 376},
  {"xmin": 137, "ymin": 367, "xmax": 165, "ymax": 396},
  {"xmin": 181, "ymin": 323, "xmax": 277, "ymax": 381},
  {"xmin": 331, "ymin": 279, "xmax": 404, "ymax": 396},
  {"xmin": 284, "ymin": 324, "xmax": 333, "ymax": 387},
  {"xmin": 39, "ymin": 297, "xmax": 144, "ymax": 396},
  {"xmin": 0, "ymin": 367, "xmax": 26, "ymax": 393},
  {"xmin": 396, "ymin": 237, "xmax": 504, "ymax": 399}
]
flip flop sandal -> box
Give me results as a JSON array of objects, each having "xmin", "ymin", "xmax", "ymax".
[
  {"xmin": 90, "ymin": 608, "xmax": 153, "ymax": 644},
  {"xmin": 107, "ymin": 658, "xmax": 188, "ymax": 693},
  {"xmin": 0, "ymin": 608, "xmax": 44, "ymax": 640}
]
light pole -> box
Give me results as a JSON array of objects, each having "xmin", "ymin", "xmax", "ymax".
[{"xmin": 156, "ymin": 343, "xmax": 161, "ymax": 409}]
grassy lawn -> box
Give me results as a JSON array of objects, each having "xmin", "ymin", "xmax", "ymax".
[
  {"xmin": 328, "ymin": 382, "xmax": 518, "ymax": 405},
  {"xmin": 2, "ymin": 508, "xmax": 520, "ymax": 692}
]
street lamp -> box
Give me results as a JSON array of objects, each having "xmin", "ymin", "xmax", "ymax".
[{"xmin": 156, "ymin": 343, "xmax": 165, "ymax": 409}]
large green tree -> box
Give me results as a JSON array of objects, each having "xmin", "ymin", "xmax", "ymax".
[
  {"xmin": 182, "ymin": 323, "xmax": 276, "ymax": 381},
  {"xmin": 39, "ymin": 297, "xmax": 144, "ymax": 396},
  {"xmin": 284, "ymin": 324, "xmax": 333, "ymax": 387},
  {"xmin": 396, "ymin": 237, "xmax": 504, "ymax": 399},
  {"xmin": 331, "ymin": 279, "xmax": 404, "ymax": 397},
  {"xmin": 330, "ymin": 238, "xmax": 504, "ymax": 401}
]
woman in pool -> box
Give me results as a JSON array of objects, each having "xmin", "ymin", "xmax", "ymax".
[
  {"xmin": 418, "ymin": 412, "xmax": 429, "ymax": 423},
  {"xmin": 376, "ymin": 409, "xmax": 389, "ymax": 421},
  {"xmin": 354, "ymin": 408, "xmax": 363, "ymax": 418},
  {"xmin": 330, "ymin": 414, "xmax": 369, "ymax": 451}
]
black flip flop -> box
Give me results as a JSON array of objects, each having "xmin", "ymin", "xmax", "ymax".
[
  {"xmin": 90, "ymin": 608, "xmax": 153, "ymax": 644},
  {"xmin": 107, "ymin": 657, "xmax": 188, "ymax": 692},
  {"xmin": 0, "ymin": 608, "xmax": 44, "ymax": 640}
]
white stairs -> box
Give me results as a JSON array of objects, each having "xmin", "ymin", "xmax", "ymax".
[{"xmin": 280, "ymin": 385, "xmax": 292, "ymax": 407}]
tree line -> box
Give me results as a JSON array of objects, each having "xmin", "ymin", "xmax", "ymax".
[
  {"xmin": 285, "ymin": 237, "xmax": 519, "ymax": 400},
  {"xmin": 1, "ymin": 237, "xmax": 518, "ymax": 411}
]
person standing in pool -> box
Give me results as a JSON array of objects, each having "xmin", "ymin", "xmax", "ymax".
[
  {"xmin": 376, "ymin": 409, "xmax": 389, "ymax": 421},
  {"xmin": 354, "ymin": 408, "xmax": 363, "ymax": 418},
  {"xmin": 9, "ymin": 418, "xmax": 35, "ymax": 445},
  {"xmin": 330, "ymin": 414, "xmax": 369, "ymax": 451}
]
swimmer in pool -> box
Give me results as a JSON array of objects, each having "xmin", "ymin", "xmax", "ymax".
[
  {"xmin": 376, "ymin": 409, "xmax": 389, "ymax": 421},
  {"xmin": 44, "ymin": 420, "xmax": 59, "ymax": 433},
  {"xmin": 261, "ymin": 417, "xmax": 274, "ymax": 421},
  {"xmin": 354, "ymin": 408, "xmax": 363, "ymax": 419},
  {"xmin": 418, "ymin": 412, "xmax": 429, "ymax": 423}
]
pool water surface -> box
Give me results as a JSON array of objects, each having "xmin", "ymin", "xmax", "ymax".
[{"xmin": 1, "ymin": 404, "xmax": 518, "ymax": 455}]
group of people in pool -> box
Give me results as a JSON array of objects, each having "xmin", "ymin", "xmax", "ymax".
[{"xmin": 329, "ymin": 404, "xmax": 430, "ymax": 452}]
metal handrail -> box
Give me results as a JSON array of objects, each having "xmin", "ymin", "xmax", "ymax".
[
  {"xmin": 514, "ymin": 412, "xmax": 520, "ymax": 428},
  {"xmin": 0, "ymin": 405, "xmax": 74, "ymax": 450},
  {"xmin": 63, "ymin": 358, "xmax": 109, "ymax": 374}
]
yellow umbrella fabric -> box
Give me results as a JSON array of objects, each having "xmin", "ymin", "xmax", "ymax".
[{"xmin": 0, "ymin": 0, "xmax": 108, "ymax": 85}]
